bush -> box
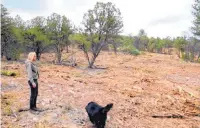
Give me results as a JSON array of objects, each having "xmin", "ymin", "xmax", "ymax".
[
  {"xmin": 128, "ymin": 48, "xmax": 140, "ymax": 55},
  {"xmin": 198, "ymin": 58, "xmax": 200, "ymax": 63},
  {"xmin": 1, "ymin": 70, "xmax": 19, "ymax": 77},
  {"xmin": 119, "ymin": 45, "xmax": 140, "ymax": 56},
  {"xmin": 181, "ymin": 52, "xmax": 189, "ymax": 61},
  {"xmin": 189, "ymin": 52, "xmax": 195, "ymax": 62},
  {"xmin": 6, "ymin": 47, "xmax": 21, "ymax": 61},
  {"xmin": 181, "ymin": 52, "xmax": 195, "ymax": 62}
]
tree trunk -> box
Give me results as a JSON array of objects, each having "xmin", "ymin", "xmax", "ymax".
[
  {"xmin": 88, "ymin": 55, "xmax": 97, "ymax": 68},
  {"xmin": 88, "ymin": 44, "xmax": 104, "ymax": 68},
  {"xmin": 113, "ymin": 43, "xmax": 117, "ymax": 55},
  {"xmin": 5, "ymin": 45, "xmax": 11, "ymax": 61},
  {"xmin": 1, "ymin": 51, "xmax": 4, "ymax": 58},
  {"xmin": 179, "ymin": 51, "xmax": 182, "ymax": 58},
  {"xmin": 36, "ymin": 47, "xmax": 41, "ymax": 60},
  {"xmin": 198, "ymin": 52, "xmax": 200, "ymax": 60},
  {"xmin": 57, "ymin": 52, "xmax": 62, "ymax": 64},
  {"xmin": 37, "ymin": 53, "xmax": 41, "ymax": 60},
  {"xmin": 66, "ymin": 46, "xmax": 69, "ymax": 53},
  {"xmin": 84, "ymin": 51, "xmax": 91, "ymax": 66},
  {"xmin": 55, "ymin": 44, "xmax": 62, "ymax": 64}
]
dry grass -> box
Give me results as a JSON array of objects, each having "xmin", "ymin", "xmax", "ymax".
[
  {"xmin": 1, "ymin": 51, "xmax": 200, "ymax": 128},
  {"xmin": 1, "ymin": 93, "xmax": 16, "ymax": 116},
  {"xmin": 1, "ymin": 92, "xmax": 23, "ymax": 116}
]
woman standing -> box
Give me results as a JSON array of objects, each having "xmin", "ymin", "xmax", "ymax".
[{"xmin": 25, "ymin": 52, "xmax": 40, "ymax": 111}]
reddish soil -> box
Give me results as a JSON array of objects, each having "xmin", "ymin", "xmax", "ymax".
[{"xmin": 1, "ymin": 51, "xmax": 200, "ymax": 128}]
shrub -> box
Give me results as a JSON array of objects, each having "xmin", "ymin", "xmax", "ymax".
[
  {"xmin": 5, "ymin": 44, "xmax": 21, "ymax": 61},
  {"xmin": 1, "ymin": 70, "xmax": 19, "ymax": 77},
  {"xmin": 119, "ymin": 45, "xmax": 140, "ymax": 56},
  {"xmin": 181, "ymin": 52, "xmax": 189, "ymax": 61}
]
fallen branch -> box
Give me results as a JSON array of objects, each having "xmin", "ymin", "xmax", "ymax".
[
  {"xmin": 185, "ymin": 113, "xmax": 200, "ymax": 117},
  {"xmin": 18, "ymin": 108, "xmax": 30, "ymax": 112},
  {"xmin": 193, "ymin": 114, "xmax": 200, "ymax": 117},
  {"xmin": 152, "ymin": 114, "xmax": 184, "ymax": 119}
]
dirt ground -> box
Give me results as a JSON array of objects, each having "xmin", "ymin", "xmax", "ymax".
[{"xmin": 1, "ymin": 51, "xmax": 200, "ymax": 128}]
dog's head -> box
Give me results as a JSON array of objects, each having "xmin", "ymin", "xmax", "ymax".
[
  {"xmin": 101, "ymin": 103, "xmax": 113, "ymax": 114},
  {"xmin": 86, "ymin": 102, "xmax": 113, "ymax": 128}
]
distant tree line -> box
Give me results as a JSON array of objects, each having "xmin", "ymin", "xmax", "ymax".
[{"xmin": 1, "ymin": 1, "xmax": 200, "ymax": 68}]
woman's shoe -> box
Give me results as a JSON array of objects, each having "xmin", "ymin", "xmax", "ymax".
[{"xmin": 32, "ymin": 107, "xmax": 42, "ymax": 112}]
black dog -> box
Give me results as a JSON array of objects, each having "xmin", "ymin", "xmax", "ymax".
[{"xmin": 85, "ymin": 102, "xmax": 113, "ymax": 128}]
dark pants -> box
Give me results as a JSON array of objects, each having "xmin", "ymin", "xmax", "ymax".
[{"xmin": 28, "ymin": 79, "xmax": 38, "ymax": 109}]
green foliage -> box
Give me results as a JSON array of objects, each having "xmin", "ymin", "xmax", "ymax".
[
  {"xmin": 5, "ymin": 47, "xmax": 21, "ymax": 60},
  {"xmin": 189, "ymin": 52, "xmax": 195, "ymax": 61},
  {"xmin": 118, "ymin": 36, "xmax": 140, "ymax": 55},
  {"xmin": 26, "ymin": 27, "xmax": 49, "ymax": 44},
  {"xmin": 191, "ymin": 0, "xmax": 200, "ymax": 36},
  {"xmin": 147, "ymin": 37, "xmax": 156, "ymax": 52},
  {"xmin": 11, "ymin": 15, "xmax": 26, "ymax": 43},
  {"xmin": 174, "ymin": 37, "xmax": 187, "ymax": 51},
  {"xmin": 70, "ymin": 33, "xmax": 91, "ymax": 50},
  {"xmin": 127, "ymin": 47, "xmax": 140, "ymax": 55},
  {"xmin": 181, "ymin": 52, "xmax": 189, "ymax": 61},
  {"xmin": 80, "ymin": 1, "xmax": 124, "ymax": 68},
  {"xmin": 46, "ymin": 14, "xmax": 73, "ymax": 42},
  {"xmin": 12, "ymin": 27, "xmax": 24, "ymax": 42},
  {"xmin": 1, "ymin": 3, "xmax": 200, "ymax": 64},
  {"xmin": 198, "ymin": 58, "xmax": 200, "ymax": 63},
  {"xmin": 1, "ymin": 4, "xmax": 16, "ymax": 59},
  {"xmin": 122, "ymin": 36, "xmax": 133, "ymax": 46},
  {"xmin": 119, "ymin": 45, "xmax": 140, "ymax": 55},
  {"xmin": 134, "ymin": 29, "xmax": 149, "ymax": 51},
  {"xmin": 155, "ymin": 38, "xmax": 164, "ymax": 53},
  {"xmin": 180, "ymin": 52, "xmax": 195, "ymax": 61},
  {"xmin": 163, "ymin": 37, "xmax": 173, "ymax": 48},
  {"xmin": 46, "ymin": 13, "xmax": 74, "ymax": 63},
  {"xmin": 1, "ymin": 70, "xmax": 20, "ymax": 77}
]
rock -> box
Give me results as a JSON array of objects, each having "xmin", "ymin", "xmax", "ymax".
[
  {"xmin": 33, "ymin": 117, "xmax": 39, "ymax": 121},
  {"xmin": 48, "ymin": 84, "xmax": 55, "ymax": 88}
]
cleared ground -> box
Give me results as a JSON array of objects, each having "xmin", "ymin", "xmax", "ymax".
[{"xmin": 1, "ymin": 51, "xmax": 200, "ymax": 128}]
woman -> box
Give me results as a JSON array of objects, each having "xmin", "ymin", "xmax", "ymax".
[{"xmin": 25, "ymin": 52, "xmax": 40, "ymax": 111}]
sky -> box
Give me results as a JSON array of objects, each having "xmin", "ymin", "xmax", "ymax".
[{"xmin": 2, "ymin": 0, "xmax": 194, "ymax": 38}]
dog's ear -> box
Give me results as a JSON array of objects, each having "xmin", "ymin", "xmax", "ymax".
[{"xmin": 102, "ymin": 103, "xmax": 113, "ymax": 113}]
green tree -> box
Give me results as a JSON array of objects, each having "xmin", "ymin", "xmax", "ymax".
[
  {"xmin": 191, "ymin": 0, "xmax": 200, "ymax": 36},
  {"xmin": 155, "ymin": 37, "xmax": 164, "ymax": 53},
  {"xmin": 22, "ymin": 16, "xmax": 49, "ymax": 60},
  {"xmin": 162, "ymin": 37, "xmax": 173, "ymax": 54},
  {"xmin": 1, "ymin": 4, "xmax": 13, "ymax": 59},
  {"xmin": 46, "ymin": 13, "xmax": 74, "ymax": 64},
  {"xmin": 70, "ymin": 32, "xmax": 91, "ymax": 65},
  {"xmin": 1, "ymin": 5, "xmax": 23, "ymax": 60},
  {"xmin": 118, "ymin": 35, "xmax": 140, "ymax": 55},
  {"xmin": 12, "ymin": 15, "xmax": 25, "ymax": 41},
  {"xmin": 80, "ymin": 2, "xmax": 123, "ymax": 68},
  {"xmin": 147, "ymin": 37, "xmax": 156, "ymax": 52},
  {"xmin": 174, "ymin": 37, "xmax": 188, "ymax": 58},
  {"xmin": 134, "ymin": 29, "xmax": 148, "ymax": 51},
  {"xmin": 191, "ymin": 0, "xmax": 200, "ymax": 60}
]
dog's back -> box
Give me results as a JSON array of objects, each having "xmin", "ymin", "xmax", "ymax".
[{"xmin": 85, "ymin": 102, "xmax": 113, "ymax": 128}]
